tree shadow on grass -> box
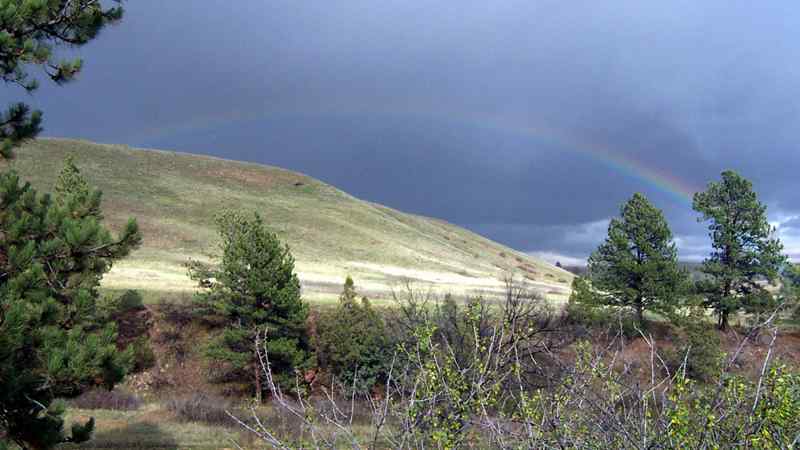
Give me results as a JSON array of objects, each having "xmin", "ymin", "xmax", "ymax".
[{"xmin": 66, "ymin": 421, "xmax": 179, "ymax": 450}]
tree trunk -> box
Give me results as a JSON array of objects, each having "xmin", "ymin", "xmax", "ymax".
[
  {"xmin": 635, "ymin": 300, "xmax": 644, "ymax": 328},
  {"xmin": 254, "ymin": 340, "xmax": 262, "ymax": 403},
  {"xmin": 718, "ymin": 310, "xmax": 728, "ymax": 331},
  {"xmin": 254, "ymin": 361, "xmax": 262, "ymax": 403}
]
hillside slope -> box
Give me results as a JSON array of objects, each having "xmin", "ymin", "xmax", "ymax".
[{"xmin": 9, "ymin": 139, "xmax": 573, "ymax": 302}]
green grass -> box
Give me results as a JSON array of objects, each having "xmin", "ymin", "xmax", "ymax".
[{"xmin": 9, "ymin": 138, "xmax": 573, "ymax": 302}]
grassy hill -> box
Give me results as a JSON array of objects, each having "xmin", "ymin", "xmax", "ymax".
[{"xmin": 7, "ymin": 138, "xmax": 573, "ymax": 303}]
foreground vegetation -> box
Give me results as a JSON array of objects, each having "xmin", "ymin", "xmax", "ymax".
[{"xmin": 50, "ymin": 284, "xmax": 800, "ymax": 449}]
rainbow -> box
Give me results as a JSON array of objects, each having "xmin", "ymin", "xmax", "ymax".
[
  {"xmin": 128, "ymin": 105, "xmax": 700, "ymax": 205},
  {"xmin": 450, "ymin": 111, "xmax": 699, "ymax": 205}
]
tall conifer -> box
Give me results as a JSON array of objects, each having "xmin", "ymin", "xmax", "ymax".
[
  {"xmin": 0, "ymin": 159, "xmax": 140, "ymax": 449},
  {"xmin": 586, "ymin": 193, "xmax": 686, "ymax": 326},
  {"xmin": 188, "ymin": 211, "xmax": 311, "ymax": 398},
  {"xmin": 693, "ymin": 171, "xmax": 786, "ymax": 330}
]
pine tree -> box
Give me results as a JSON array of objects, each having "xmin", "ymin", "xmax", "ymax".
[
  {"xmin": 188, "ymin": 210, "xmax": 311, "ymax": 398},
  {"xmin": 693, "ymin": 171, "xmax": 786, "ymax": 330},
  {"xmin": 316, "ymin": 276, "xmax": 388, "ymax": 393},
  {"xmin": 586, "ymin": 193, "xmax": 686, "ymax": 327},
  {"xmin": 55, "ymin": 155, "xmax": 92, "ymax": 203},
  {"xmin": 340, "ymin": 275, "xmax": 358, "ymax": 303},
  {"xmin": 782, "ymin": 264, "xmax": 800, "ymax": 322},
  {"xmin": 0, "ymin": 1, "xmax": 124, "ymax": 159},
  {"xmin": 0, "ymin": 160, "xmax": 141, "ymax": 449}
]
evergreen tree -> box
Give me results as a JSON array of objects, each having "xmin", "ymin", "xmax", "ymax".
[
  {"xmin": 188, "ymin": 210, "xmax": 310, "ymax": 398},
  {"xmin": 55, "ymin": 155, "xmax": 92, "ymax": 204},
  {"xmin": 568, "ymin": 276, "xmax": 596, "ymax": 307},
  {"xmin": 781, "ymin": 264, "xmax": 800, "ymax": 322},
  {"xmin": 0, "ymin": 160, "xmax": 140, "ymax": 449},
  {"xmin": 316, "ymin": 276, "xmax": 388, "ymax": 393},
  {"xmin": 693, "ymin": 171, "xmax": 787, "ymax": 330},
  {"xmin": 0, "ymin": 0, "xmax": 124, "ymax": 158},
  {"xmin": 586, "ymin": 193, "xmax": 686, "ymax": 326}
]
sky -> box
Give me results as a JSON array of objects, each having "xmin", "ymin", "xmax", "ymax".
[{"xmin": 5, "ymin": 0, "xmax": 800, "ymax": 264}]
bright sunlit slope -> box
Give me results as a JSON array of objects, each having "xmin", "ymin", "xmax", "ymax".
[{"xmin": 10, "ymin": 139, "xmax": 573, "ymax": 302}]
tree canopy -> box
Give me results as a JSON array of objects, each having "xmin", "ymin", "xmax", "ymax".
[
  {"xmin": 586, "ymin": 193, "xmax": 686, "ymax": 326},
  {"xmin": 0, "ymin": 158, "xmax": 140, "ymax": 449},
  {"xmin": 315, "ymin": 276, "xmax": 388, "ymax": 393},
  {"xmin": 188, "ymin": 210, "xmax": 311, "ymax": 398},
  {"xmin": 0, "ymin": 0, "xmax": 123, "ymax": 158},
  {"xmin": 693, "ymin": 170, "xmax": 786, "ymax": 329}
]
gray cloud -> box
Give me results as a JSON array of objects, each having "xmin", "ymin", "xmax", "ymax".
[{"xmin": 4, "ymin": 0, "xmax": 800, "ymax": 262}]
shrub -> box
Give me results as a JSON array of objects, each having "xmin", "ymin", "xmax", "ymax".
[
  {"xmin": 388, "ymin": 278, "xmax": 571, "ymax": 390},
  {"xmin": 565, "ymin": 292, "xmax": 606, "ymax": 328},
  {"xmin": 117, "ymin": 290, "xmax": 145, "ymax": 312},
  {"xmin": 97, "ymin": 290, "xmax": 145, "ymax": 320},
  {"xmin": 237, "ymin": 317, "xmax": 800, "ymax": 449},
  {"xmin": 565, "ymin": 296, "xmax": 640, "ymax": 337},
  {"xmin": 315, "ymin": 277, "xmax": 389, "ymax": 393},
  {"xmin": 69, "ymin": 389, "xmax": 141, "ymax": 411},
  {"xmin": 665, "ymin": 309, "xmax": 723, "ymax": 381}
]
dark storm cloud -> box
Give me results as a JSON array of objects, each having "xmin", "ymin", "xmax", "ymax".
[{"xmin": 5, "ymin": 0, "xmax": 800, "ymax": 262}]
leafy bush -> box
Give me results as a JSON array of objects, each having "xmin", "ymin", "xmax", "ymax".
[
  {"xmin": 315, "ymin": 277, "xmax": 389, "ymax": 393},
  {"xmin": 69, "ymin": 389, "xmax": 141, "ymax": 411},
  {"xmin": 238, "ymin": 319, "xmax": 800, "ymax": 449}
]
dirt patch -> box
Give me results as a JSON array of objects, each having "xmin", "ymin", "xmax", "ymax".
[
  {"xmin": 126, "ymin": 303, "xmax": 221, "ymax": 397},
  {"xmin": 583, "ymin": 325, "xmax": 800, "ymax": 385},
  {"xmin": 114, "ymin": 306, "xmax": 153, "ymax": 347}
]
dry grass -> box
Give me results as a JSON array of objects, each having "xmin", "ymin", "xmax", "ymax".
[
  {"xmin": 61, "ymin": 405, "xmax": 243, "ymax": 449},
  {"xmin": 60, "ymin": 401, "xmax": 391, "ymax": 449},
  {"xmin": 11, "ymin": 138, "xmax": 573, "ymax": 303}
]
